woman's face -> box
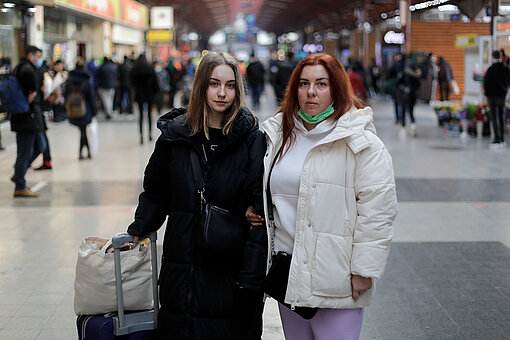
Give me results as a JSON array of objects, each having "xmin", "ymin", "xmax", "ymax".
[
  {"xmin": 298, "ymin": 65, "xmax": 333, "ymax": 116},
  {"xmin": 206, "ymin": 64, "xmax": 236, "ymax": 115}
]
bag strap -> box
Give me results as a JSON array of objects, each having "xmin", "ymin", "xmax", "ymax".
[
  {"xmin": 266, "ymin": 146, "xmax": 282, "ymax": 222},
  {"xmin": 189, "ymin": 149, "xmax": 206, "ymax": 209},
  {"xmin": 266, "ymin": 146, "xmax": 282, "ymax": 255}
]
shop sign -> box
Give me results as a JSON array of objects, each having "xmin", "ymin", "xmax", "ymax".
[
  {"xmin": 112, "ymin": 24, "xmax": 143, "ymax": 45},
  {"xmin": 384, "ymin": 31, "xmax": 405, "ymax": 45},
  {"xmin": 54, "ymin": 0, "xmax": 148, "ymax": 29},
  {"xmin": 146, "ymin": 29, "xmax": 174, "ymax": 46},
  {"xmin": 497, "ymin": 18, "xmax": 510, "ymax": 33},
  {"xmin": 151, "ymin": 6, "xmax": 173, "ymax": 29},
  {"xmin": 455, "ymin": 34, "xmax": 476, "ymax": 48}
]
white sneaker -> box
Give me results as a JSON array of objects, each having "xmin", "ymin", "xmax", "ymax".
[
  {"xmin": 410, "ymin": 124, "xmax": 417, "ymax": 137},
  {"xmin": 489, "ymin": 142, "xmax": 502, "ymax": 150},
  {"xmin": 399, "ymin": 127, "xmax": 407, "ymax": 138}
]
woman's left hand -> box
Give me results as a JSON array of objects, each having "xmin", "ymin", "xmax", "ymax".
[
  {"xmin": 245, "ymin": 205, "xmax": 265, "ymax": 227},
  {"xmin": 351, "ymin": 275, "xmax": 372, "ymax": 301}
]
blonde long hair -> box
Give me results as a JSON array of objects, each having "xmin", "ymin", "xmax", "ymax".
[{"xmin": 186, "ymin": 52, "xmax": 245, "ymax": 139}]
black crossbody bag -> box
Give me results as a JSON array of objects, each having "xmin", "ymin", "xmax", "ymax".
[
  {"xmin": 189, "ymin": 150, "xmax": 248, "ymax": 254},
  {"xmin": 262, "ymin": 147, "xmax": 318, "ymax": 320}
]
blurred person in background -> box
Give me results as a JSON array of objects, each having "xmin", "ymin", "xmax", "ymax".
[
  {"xmin": 275, "ymin": 51, "xmax": 298, "ymax": 104},
  {"xmin": 65, "ymin": 57, "xmax": 97, "ymax": 159},
  {"xmin": 347, "ymin": 66, "xmax": 367, "ymax": 101},
  {"xmin": 484, "ymin": 50, "xmax": 510, "ymax": 149},
  {"xmin": 130, "ymin": 54, "xmax": 159, "ymax": 144},
  {"xmin": 96, "ymin": 57, "xmax": 117, "ymax": 119},
  {"xmin": 10, "ymin": 46, "xmax": 46, "ymax": 197},
  {"xmin": 437, "ymin": 56, "xmax": 453, "ymax": 101},
  {"xmin": 35, "ymin": 59, "xmax": 68, "ymax": 170},
  {"xmin": 368, "ymin": 58, "xmax": 380, "ymax": 94},
  {"xmin": 117, "ymin": 56, "xmax": 133, "ymax": 115},
  {"xmin": 396, "ymin": 59, "xmax": 421, "ymax": 137},
  {"xmin": 166, "ymin": 58, "xmax": 182, "ymax": 108},
  {"xmin": 246, "ymin": 52, "xmax": 265, "ymax": 110},
  {"xmin": 387, "ymin": 53, "xmax": 406, "ymax": 125},
  {"xmin": 154, "ymin": 59, "xmax": 170, "ymax": 116}
]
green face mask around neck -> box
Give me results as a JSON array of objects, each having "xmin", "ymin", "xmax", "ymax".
[{"xmin": 298, "ymin": 104, "xmax": 335, "ymax": 124}]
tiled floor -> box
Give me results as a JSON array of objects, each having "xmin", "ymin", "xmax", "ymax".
[{"xmin": 1, "ymin": 90, "xmax": 510, "ymax": 339}]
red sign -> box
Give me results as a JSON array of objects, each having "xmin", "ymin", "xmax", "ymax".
[{"xmin": 55, "ymin": 0, "xmax": 147, "ymax": 29}]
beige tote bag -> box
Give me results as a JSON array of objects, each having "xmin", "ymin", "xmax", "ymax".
[{"xmin": 74, "ymin": 235, "xmax": 153, "ymax": 315}]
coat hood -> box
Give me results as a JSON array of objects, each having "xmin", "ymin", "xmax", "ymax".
[
  {"xmin": 262, "ymin": 106, "xmax": 377, "ymax": 154},
  {"xmin": 69, "ymin": 69, "xmax": 91, "ymax": 82},
  {"xmin": 157, "ymin": 106, "xmax": 259, "ymax": 146}
]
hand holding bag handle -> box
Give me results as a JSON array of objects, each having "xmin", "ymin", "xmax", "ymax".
[{"xmin": 112, "ymin": 231, "xmax": 159, "ymax": 335}]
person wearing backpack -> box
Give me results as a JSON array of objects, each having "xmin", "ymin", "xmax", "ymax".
[
  {"xmin": 65, "ymin": 57, "xmax": 97, "ymax": 159},
  {"xmin": 10, "ymin": 45, "xmax": 46, "ymax": 198}
]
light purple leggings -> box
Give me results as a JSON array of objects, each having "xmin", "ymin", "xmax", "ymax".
[{"xmin": 278, "ymin": 303, "xmax": 364, "ymax": 340}]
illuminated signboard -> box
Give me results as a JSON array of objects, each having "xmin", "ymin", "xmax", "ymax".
[
  {"xmin": 384, "ymin": 31, "xmax": 405, "ymax": 45},
  {"xmin": 54, "ymin": 0, "xmax": 148, "ymax": 29}
]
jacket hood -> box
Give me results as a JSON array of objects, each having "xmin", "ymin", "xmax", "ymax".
[
  {"xmin": 157, "ymin": 106, "xmax": 259, "ymax": 145},
  {"xmin": 262, "ymin": 106, "xmax": 377, "ymax": 154},
  {"xmin": 69, "ymin": 69, "xmax": 91, "ymax": 81}
]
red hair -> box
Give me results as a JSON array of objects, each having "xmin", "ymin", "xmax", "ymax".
[{"xmin": 279, "ymin": 53, "xmax": 363, "ymax": 156}]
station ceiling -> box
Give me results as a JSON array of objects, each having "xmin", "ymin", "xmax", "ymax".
[{"xmin": 142, "ymin": 0, "xmax": 474, "ymax": 36}]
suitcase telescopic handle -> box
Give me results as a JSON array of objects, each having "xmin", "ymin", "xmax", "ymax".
[{"xmin": 112, "ymin": 231, "xmax": 159, "ymax": 333}]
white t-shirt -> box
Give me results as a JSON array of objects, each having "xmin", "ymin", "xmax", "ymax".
[{"xmin": 270, "ymin": 117, "xmax": 336, "ymax": 254}]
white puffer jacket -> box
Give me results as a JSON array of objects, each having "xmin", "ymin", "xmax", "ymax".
[{"xmin": 261, "ymin": 106, "xmax": 398, "ymax": 309}]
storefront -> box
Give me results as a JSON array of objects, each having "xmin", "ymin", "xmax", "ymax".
[
  {"xmin": 42, "ymin": 6, "xmax": 94, "ymax": 67},
  {"xmin": 49, "ymin": 0, "xmax": 148, "ymax": 63},
  {"xmin": 0, "ymin": 3, "xmax": 30, "ymax": 74},
  {"xmin": 112, "ymin": 23, "xmax": 143, "ymax": 61}
]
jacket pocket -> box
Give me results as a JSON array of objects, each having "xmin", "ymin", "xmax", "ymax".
[
  {"xmin": 311, "ymin": 233, "xmax": 352, "ymax": 297},
  {"xmin": 308, "ymin": 183, "xmax": 347, "ymax": 235}
]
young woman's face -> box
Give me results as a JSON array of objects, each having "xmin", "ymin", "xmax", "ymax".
[
  {"xmin": 206, "ymin": 64, "xmax": 236, "ymax": 115},
  {"xmin": 298, "ymin": 65, "xmax": 333, "ymax": 117}
]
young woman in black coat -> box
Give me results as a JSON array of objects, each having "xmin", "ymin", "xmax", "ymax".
[
  {"xmin": 65, "ymin": 57, "xmax": 97, "ymax": 159},
  {"xmin": 127, "ymin": 51, "xmax": 267, "ymax": 340}
]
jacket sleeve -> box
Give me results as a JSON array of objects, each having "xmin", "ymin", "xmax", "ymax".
[
  {"xmin": 127, "ymin": 139, "xmax": 171, "ymax": 237},
  {"xmin": 351, "ymin": 140, "xmax": 398, "ymax": 279},
  {"xmin": 238, "ymin": 129, "xmax": 268, "ymax": 291}
]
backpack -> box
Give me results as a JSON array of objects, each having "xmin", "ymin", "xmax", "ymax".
[
  {"xmin": 396, "ymin": 72, "xmax": 412, "ymax": 104},
  {"xmin": 66, "ymin": 82, "xmax": 87, "ymax": 119},
  {"xmin": 0, "ymin": 75, "xmax": 29, "ymax": 115}
]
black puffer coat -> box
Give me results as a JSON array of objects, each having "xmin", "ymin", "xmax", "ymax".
[
  {"xmin": 127, "ymin": 107, "xmax": 267, "ymax": 340},
  {"xmin": 10, "ymin": 58, "xmax": 45, "ymax": 132}
]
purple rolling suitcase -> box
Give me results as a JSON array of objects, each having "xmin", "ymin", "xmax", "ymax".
[
  {"xmin": 76, "ymin": 232, "xmax": 159, "ymax": 340},
  {"xmin": 77, "ymin": 314, "xmax": 155, "ymax": 339}
]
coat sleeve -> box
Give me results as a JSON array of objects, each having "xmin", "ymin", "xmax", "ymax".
[
  {"xmin": 351, "ymin": 139, "xmax": 398, "ymax": 279},
  {"xmin": 127, "ymin": 139, "xmax": 171, "ymax": 237},
  {"xmin": 238, "ymin": 129, "xmax": 268, "ymax": 292}
]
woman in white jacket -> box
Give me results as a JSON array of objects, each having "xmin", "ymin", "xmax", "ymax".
[{"xmin": 247, "ymin": 53, "xmax": 398, "ymax": 339}]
